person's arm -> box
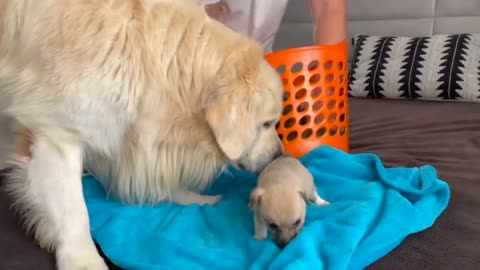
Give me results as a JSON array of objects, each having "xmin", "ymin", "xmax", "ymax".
[{"xmin": 309, "ymin": 0, "xmax": 347, "ymax": 45}]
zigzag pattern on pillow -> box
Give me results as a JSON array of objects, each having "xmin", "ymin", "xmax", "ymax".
[{"xmin": 348, "ymin": 34, "xmax": 480, "ymax": 102}]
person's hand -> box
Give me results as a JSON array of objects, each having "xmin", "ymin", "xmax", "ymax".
[{"xmin": 204, "ymin": 1, "xmax": 224, "ymax": 19}]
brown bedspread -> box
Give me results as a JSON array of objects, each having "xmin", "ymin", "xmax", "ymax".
[
  {"xmin": 1, "ymin": 97, "xmax": 480, "ymax": 269},
  {"xmin": 350, "ymin": 98, "xmax": 480, "ymax": 270}
]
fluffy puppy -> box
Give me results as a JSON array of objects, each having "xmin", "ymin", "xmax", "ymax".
[
  {"xmin": 0, "ymin": 0, "xmax": 284, "ymax": 269},
  {"xmin": 249, "ymin": 154, "xmax": 329, "ymax": 248}
]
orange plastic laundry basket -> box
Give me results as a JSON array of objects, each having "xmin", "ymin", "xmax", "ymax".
[{"xmin": 265, "ymin": 40, "xmax": 349, "ymax": 158}]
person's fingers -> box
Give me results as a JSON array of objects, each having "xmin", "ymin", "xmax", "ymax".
[{"xmin": 205, "ymin": 2, "xmax": 223, "ymax": 18}]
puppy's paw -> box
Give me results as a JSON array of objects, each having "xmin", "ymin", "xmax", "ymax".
[
  {"xmin": 254, "ymin": 231, "xmax": 268, "ymax": 240},
  {"xmin": 57, "ymin": 247, "xmax": 108, "ymax": 270},
  {"xmin": 313, "ymin": 194, "xmax": 330, "ymax": 207}
]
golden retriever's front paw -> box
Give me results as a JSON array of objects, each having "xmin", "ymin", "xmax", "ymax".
[
  {"xmin": 172, "ymin": 190, "xmax": 223, "ymax": 206},
  {"xmin": 56, "ymin": 244, "xmax": 108, "ymax": 270},
  {"xmin": 200, "ymin": 194, "xmax": 223, "ymax": 206}
]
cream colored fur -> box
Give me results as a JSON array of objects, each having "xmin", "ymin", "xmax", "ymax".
[
  {"xmin": 249, "ymin": 154, "xmax": 329, "ymax": 248},
  {"xmin": 0, "ymin": 0, "xmax": 284, "ymax": 269}
]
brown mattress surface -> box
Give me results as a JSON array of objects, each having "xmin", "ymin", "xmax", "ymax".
[{"xmin": 1, "ymin": 97, "xmax": 480, "ymax": 270}]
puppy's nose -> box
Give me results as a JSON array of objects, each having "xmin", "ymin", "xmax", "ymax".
[{"xmin": 275, "ymin": 239, "xmax": 288, "ymax": 249}]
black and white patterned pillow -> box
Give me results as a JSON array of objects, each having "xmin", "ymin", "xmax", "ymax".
[{"xmin": 348, "ymin": 34, "xmax": 480, "ymax": 102}]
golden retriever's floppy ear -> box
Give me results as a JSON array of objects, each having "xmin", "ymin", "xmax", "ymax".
[
  {"xmin": 204, "ymin": 41, "xmax": 264, "ymax": 161},
  {"xmin": 205, "ymin": 92, "xmax": 256, "ymax": 161},
  {"xmin": 249, "ymin": 187, "xmax": 264, "ymax": 210}
]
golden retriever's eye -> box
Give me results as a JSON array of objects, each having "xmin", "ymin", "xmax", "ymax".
[{"xmin": 263, "ymin": 121, "xmax": 274, "ymax": 129}]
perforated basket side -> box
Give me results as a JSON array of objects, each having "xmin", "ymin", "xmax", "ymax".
[{"xmin": 265, "ymin": 40, "xmax": 349, "ymax": 158}]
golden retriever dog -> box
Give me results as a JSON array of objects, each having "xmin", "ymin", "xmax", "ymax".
[{"xmin": 0, "ymin": 0, "xmax": 284, "ymax": 269}]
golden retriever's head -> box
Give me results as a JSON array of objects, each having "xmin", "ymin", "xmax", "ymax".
[{"xmin": 205, "ymin": 43, "xmax": 284, "ymax": 174}]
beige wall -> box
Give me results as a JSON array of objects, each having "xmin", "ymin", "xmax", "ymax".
[{"xmin": 274, "ymin": 0, "xmax": 480, "ymax": 57}]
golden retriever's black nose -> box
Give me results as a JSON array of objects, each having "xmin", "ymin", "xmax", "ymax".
[
  {"xmin": 238, "ymin": 163, "xmax": 246, "ymax": 170},
  {"xmin": 273, "ymin": 149, "xmax": 283, "ymax": 160}
]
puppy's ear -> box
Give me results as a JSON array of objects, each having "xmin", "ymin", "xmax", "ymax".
[
  {"xmin": 298, "ymin": 191, "xmax": 312, "ymax": 206},
  {"xmin": 205, "ymin": 89, "xmax": 257, "ymax": 161},
  {"xmin": 249, "ymin": 187, "xmax": 264, "ymax": 210}
]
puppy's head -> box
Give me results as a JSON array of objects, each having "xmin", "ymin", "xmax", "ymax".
[
  {"xmin": 205, "ymin": 41, "xmax": 284, "ymax": 174},
  {"xmin": 249, "ymin": 186, "xmax": 312, "ymax": 248}
]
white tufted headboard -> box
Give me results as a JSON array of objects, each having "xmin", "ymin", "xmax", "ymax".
[{"xmin": 274, "ymin": 0, "xmax": 480, "ymax": 57}]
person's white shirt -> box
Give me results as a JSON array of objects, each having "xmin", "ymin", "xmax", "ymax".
[{"xmin": 199, "ymin": 0, "xmax": 289, "ymax": 54}]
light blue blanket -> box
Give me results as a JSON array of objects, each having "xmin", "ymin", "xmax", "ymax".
[{"xmin": 83, "ymin": 146, "xmax": 450, "ymax": 270}]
